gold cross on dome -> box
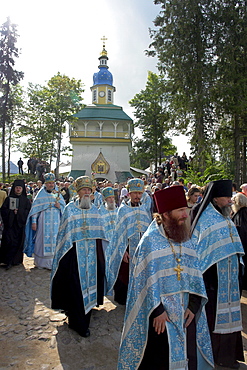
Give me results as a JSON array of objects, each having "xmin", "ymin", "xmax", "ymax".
[
  {"xmin": 174, "ymin": 264, "xmax": 183, "ymax": 281},
  {"xmin": 101, "ymin": 36, "xmax": 108, "ymax": 46}
]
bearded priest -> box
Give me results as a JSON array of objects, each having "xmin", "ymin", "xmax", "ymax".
[
  {"xmin": 51, "ymin": 176, "xmax": 107, "ymax": 338},
  {"xmin": 118, "ymin": 186, "xmax": 214, "ymax": 370}
]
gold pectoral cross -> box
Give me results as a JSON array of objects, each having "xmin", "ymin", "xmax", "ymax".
[
  {"xmin": 174, "ymin": 264, "xmax": 183, "ymax": 280},
  {"xmin": 137, "ymin": 221, "xmax": 142, "ymax": 232},
  {"xmin": 81, "ymin": 220, "xmax": 88, "ymax": 232}
]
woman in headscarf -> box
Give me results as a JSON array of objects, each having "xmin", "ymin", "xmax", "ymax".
[{"xmin": 0, "ymin": 180, "xmax": 31, "ymax": 269}]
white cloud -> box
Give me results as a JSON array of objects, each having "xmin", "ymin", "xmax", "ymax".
[{"xmin": 1, "ymin": 0, "xmax": 191, "ymax": 165}]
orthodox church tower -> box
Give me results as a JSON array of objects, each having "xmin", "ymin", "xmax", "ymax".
[{"xmin": 69, "ymin": 37, "xmax": 133, "ymax": 183}]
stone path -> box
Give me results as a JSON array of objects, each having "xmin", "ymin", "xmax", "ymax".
[
  {"xmin": 0, "ymin": 256, "xmax": 125, "ymax": 369},
  {"xmin": 0, "ymin": 255, "xmax": 246, "ymax": 369}
]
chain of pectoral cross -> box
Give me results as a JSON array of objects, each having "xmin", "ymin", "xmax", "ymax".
[
  {"xmin": 168, "ymin": 238, "xmax": 183, "ymax": 281},
  {"xmin": 81, "ymin": 211, "xmax": 88, "ymax": 233},
  {"xmin": 226, "ymin": 217, "xmax": 234, "ymax": 243},
  {"xmin": 107, "ymin": 210, "xmax": 115, "ymax": 225}
]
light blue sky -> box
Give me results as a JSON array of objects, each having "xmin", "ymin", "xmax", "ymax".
[{"xmin": 1, "ymin": 0, "xmax": 191, "ymax": 165}]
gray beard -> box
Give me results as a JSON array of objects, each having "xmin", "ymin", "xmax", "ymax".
[
  {"xmin": 79, "ymin": 195, "xmax": 91, "ymax": 209},
  {"xmin": 105, "ymin": 201, "xmax": 115, "ymax": 211},
  {"xmin": 221, "ymin": 205, "xmax": 231, "ymax": 217}
]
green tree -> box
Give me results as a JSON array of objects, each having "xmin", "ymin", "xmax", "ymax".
[
  {"xmin": 212, "ymin": 0, "xmax": 247, "ymax": 186},
  {"xmin": 148, "ymin": 0, "xmax": 215, "ymax": 172},
  {"xmin": 130, "ymin": 136, "xmax": 176, "ymax": 170},
  {"xmin": 14, "ymin": 83, "xmax": 56, "ymax": 163},
  {"xmin": 15, "ymin": 74, "xmax": 84, "ymax": 176},
  {"xmin": 129, "ymin": 71, "xmax": 172, "ymax": 171},
  {"xmin": 45, "ymin": 73, "xmax": 84, "ymax": 177},
  {"xmin": 6, "ymin": 84, "xmax": 24, "ymax": 178},
  {"xmin": 0, "ymin": 17, "xmax": 24, "ymax": 181}
]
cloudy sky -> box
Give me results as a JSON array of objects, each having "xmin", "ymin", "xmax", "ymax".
[{"xmin": 1, "ymin": 0, "xmax": 190, "ymax": 166}]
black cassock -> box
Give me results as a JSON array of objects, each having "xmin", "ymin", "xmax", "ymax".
[
  {"xmin": 51, "ymin": 239, "xmax": 105, "ymax": 336},
  {"xmin": 203, "ymin": 264, "xmax": 244, "ymax": 367},
  {"xmin": 0, "ymin": 194, "xmax": 31, "ymax": 266},
  {"xmin": 232, "ymin": 206, "xmax": 247, "ymax": 290}
]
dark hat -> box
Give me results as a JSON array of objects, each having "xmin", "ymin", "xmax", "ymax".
[
  {"xmin": 211, "ymin": 179, "xmax": 232, "ymax": 198},
  {"xmin": 9, "ymin": 179, "xmax": 27, "ymax": 197},
  {"xmin": 191, "ymin": 179, "xmax": 232, "ymax": 233},
  {"xmin": 153, "ymin": 186, "xmax": 187, "ymax": 214}
]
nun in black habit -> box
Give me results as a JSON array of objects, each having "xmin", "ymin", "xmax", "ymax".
[{"xmin": 0, "ymin": 180, "xmax": 31, "ymax": 269}]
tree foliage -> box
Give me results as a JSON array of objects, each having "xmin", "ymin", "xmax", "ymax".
[
  {"xmin": 212, "ymin": 0, "xmax": 247, "ymax": 186},
  {"xmin": 144, "ymin": 0, "xmax": 247, "ymax": 185},
  {"xmin": 148, "ymin": 0, "xmax": 215, "ymax": 172},
  {"xmin": 14, "ymin": 83, "xmax": 56, "ymax": 162},
  {"xmin": 0, "ymin": 17, "xmax": 24, "ymax": 181},
  {"xmin": 14, "ymin": 74, "xmax": 84, "ymax": 175},
  {"xmin": 129, "ymin": 71, "xmax": 174, "ymax": 171}
]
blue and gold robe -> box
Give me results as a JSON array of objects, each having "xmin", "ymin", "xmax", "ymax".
[
  {"xmin": 191, "ymin": 202, "xmax": 244, "ymax": 334},
  {"xmin": 99, "ymin": 203, "xmax": 117, "ymax": 242},
  {"xmin": 51, "ymin": 199, "xmax": 107, "ymax": 314},
  {"xmin": 24, "ymin": 187, "xmax": 65, "ymax": 268},
  {"xmin": 118, "ymin": 220, "xmax": 214, "ymax": 369},
  {"xmin": 105, "ymin": 201, "xmax": 152, "ymax": 295}
]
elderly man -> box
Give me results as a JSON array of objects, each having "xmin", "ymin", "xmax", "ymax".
[
  {"xmin": 240, "ymin": 183, "xmax": 247, "ymax": 197},
  {"xmin": 0, "ymin": 180, "xmax": 31, "ymax": 269},
  {"xmin": 118, "ymin": 186, "xmax": 214, "ymax": 370},
  {"xmin": 106, "ymin": 178, "xmax": 152, "ymax": 305},
  {"xmin": 24, "ymin": 173, "xmax": 65, "ymax": 269},
  {"xmin": 51, "ymin": 176, "xmax": 106, "ymax": 338},
  {"xmin": 191, "ymin": 179, "xmax": 244, "ymax": 369},
  {"xmin": 99, "ymin": 187, "xmax": 117, "ymax": 242}
]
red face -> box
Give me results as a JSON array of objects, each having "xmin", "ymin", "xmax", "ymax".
[{"xmin": 163, "ymin": 207, "xmax": 188, "ymax": 225}]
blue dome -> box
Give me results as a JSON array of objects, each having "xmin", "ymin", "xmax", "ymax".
[{"xmin": 93, "ymin": 66, "xmax": 113, "ymax": 86}]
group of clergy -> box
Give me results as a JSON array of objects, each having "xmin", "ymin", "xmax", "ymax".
[{"xmin": 0, "ymin": 174, "xmax": 245, "ymax": 369}]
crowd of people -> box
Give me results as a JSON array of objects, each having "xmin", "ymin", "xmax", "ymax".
[{"xmin": 0, "ymin": 165, "xmax": 246, "ymax": 369}]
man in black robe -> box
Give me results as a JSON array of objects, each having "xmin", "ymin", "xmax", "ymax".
[{"xmin": 0, "ymin": 180, "xmax": 31, "ymax": 269}]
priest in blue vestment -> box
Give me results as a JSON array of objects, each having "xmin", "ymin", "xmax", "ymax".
[
  {"xmin": 92, "ymin": 184, "xmax": 103, "ymax": 208},
  {"xmin": 106, "ymin": 178, "xmax": 152, "ymax": 304},
  {"xmin": 51, "ymin": 176, "xmax": 107, "ymax": 338},
  {"xmin": 118, "ymin": 186, "xmax": 214, "ymax": 370},
  {"xmin": 99, "ymin": 186, "xmax": 117, "ymax": 242},
  {"xmin": 191, "ymin": 179, "xmax": 245, "ymax": 369},
  {"xmin": 24, "ymin": 173, "xmax": 65, "ymax": 269}
]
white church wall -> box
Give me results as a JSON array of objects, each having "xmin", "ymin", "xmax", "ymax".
[{"xmin": 71, "ymin": 142, "xmax": 130, "ymax": 182}]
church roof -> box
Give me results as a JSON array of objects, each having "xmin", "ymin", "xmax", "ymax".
[{"xmin": 74, "ymin": 104, "xmax": 133, "ymax": 121}]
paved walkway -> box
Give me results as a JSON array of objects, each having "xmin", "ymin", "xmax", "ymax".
[
  {"xmin": 0, "ymin": 256, "xmax": 246, "ymax": 369},
  {"xmin": 0, "ymin": 256, "xmax": 125, "ymax": 369}
]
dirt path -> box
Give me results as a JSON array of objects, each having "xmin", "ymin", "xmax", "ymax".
[{"xmin": 0, "ymin": 256, "xmax": 246, "ymax": 369}]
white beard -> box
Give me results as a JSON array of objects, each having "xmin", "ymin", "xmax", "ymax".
[
  {"xmin": 105, "ymin": 200, "xmax": 115, "ymax": 211},
  {"xmin": 79, "ymin": 195, "xmax": 91, "ymax": 209}
]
